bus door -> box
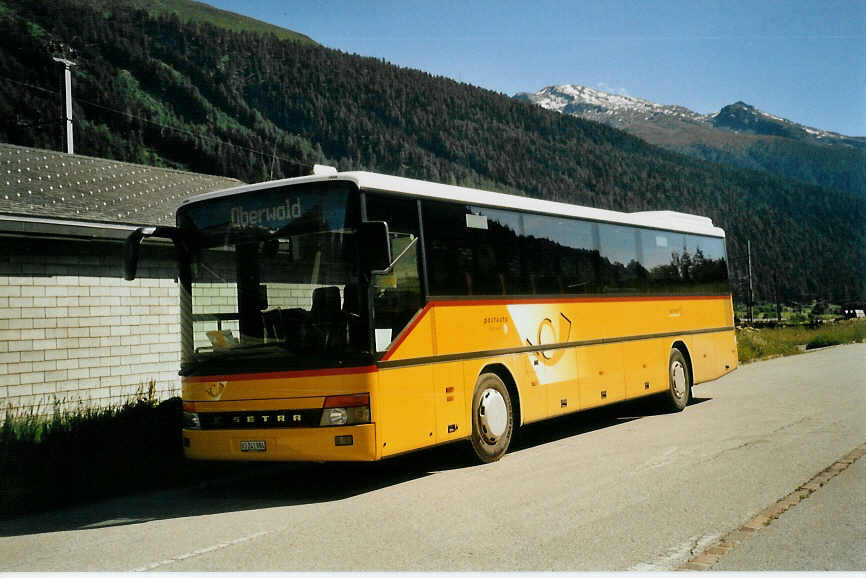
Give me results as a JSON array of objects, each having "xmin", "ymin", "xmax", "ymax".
[{"xmin": 366, "ymin": 193, "xmax": 436, "ymax": 455}]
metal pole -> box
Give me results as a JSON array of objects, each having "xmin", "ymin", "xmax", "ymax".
[
  {"xmin": 746, "ymin": 236, "xmax": 754, "ymax": 323},
  {"xmin": 774, "ymin": 273, "xmax": 781, "ymax": 322},
  {"xmin": 52, "ymin": 57, "xmax": 75, "ymax": 154}
]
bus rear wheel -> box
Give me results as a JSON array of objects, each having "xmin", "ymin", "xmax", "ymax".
[
  {"xmin": 665, "ymin": 348, "xmax": 691, "ymax": 412},
  {"xmin": 469, "ymin": 373, "xmax": 514, "ymax": 463}
]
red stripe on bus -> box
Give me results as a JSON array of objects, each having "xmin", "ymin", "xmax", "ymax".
[
  {"xmin": 183, "ymin": 365, "xmax": 378, "ymax": 383},
  {"xmin": 428, "ymin": 294, "xmax": 732, "ymax": 307}
]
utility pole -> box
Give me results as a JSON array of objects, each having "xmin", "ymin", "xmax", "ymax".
[
  {"xmin": 773, "ymin": 272, "xmax": 781, "ymax": 322},
  {"xmin": 52, "ymin": 56, "xmax": 75, "ymax": 154},
  {"xmin": 747, "ymin": 240, "xmax": 753, "ymax": 324}
]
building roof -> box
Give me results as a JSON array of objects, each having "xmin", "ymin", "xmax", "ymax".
[
  {"xmin": 181, "ymin": 168, "xmax": 725, "ymax": 238},
  {"xmin": 0, "ymin": 143, "xmax": 239, "ymax": 229}
]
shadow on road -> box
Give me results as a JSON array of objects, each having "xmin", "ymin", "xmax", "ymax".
[
  {"xmin": 511, "ymin": 394, "xmax": 710, "ymax": 452},
  {"xmin": 0, "ymin": 393, "xmax": 711, "ymax": 538}
]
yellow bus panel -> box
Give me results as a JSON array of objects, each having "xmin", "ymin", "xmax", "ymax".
[{"xmin": 184, "ymin": 424, "xmax": 377, "ymax": 462}]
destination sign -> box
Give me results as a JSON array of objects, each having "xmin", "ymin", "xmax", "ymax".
[
  {"xmin": 179, "ymin": 182, "xmax": 353, "ymax": 236},
  {"xmin": 230, "ymin": 197, "xmax": 302, "ymax": 229}
]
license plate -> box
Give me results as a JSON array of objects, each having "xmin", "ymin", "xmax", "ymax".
[{"xmin": 240, "ymin": 440, "xmax": 266, "ymax": 452}]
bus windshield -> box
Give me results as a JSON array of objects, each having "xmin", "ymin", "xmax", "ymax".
[{"xmin": 176, "ymin": 181, "xmax": 370, "ymax": 376}]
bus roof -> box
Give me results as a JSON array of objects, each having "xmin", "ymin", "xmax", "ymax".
[{"xmin": 178, "ymin": 170, "xmax": 725, "ymax": 238}]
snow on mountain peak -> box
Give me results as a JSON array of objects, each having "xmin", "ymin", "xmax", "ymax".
[
  {"xmin": 517, "ymin": 84, "xmax": 709, "ymax": 125},
  {"xmin": 514, "ymin": 84, "xmax": 861, "ymax": 147}
]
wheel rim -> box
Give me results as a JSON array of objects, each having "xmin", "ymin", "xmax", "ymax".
[
  {"xmin": 478, "ymin": 388, "xmax": 507, "ymax": 444},
  {"xmin": 671, "ymin": 360, "xmax": 687, "ymax": 399}
]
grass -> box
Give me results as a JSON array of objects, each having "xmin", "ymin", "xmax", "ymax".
[
  {"xmin": 737, "ymin": 319, "xmax": 866, "ymax": 363},
  {"xmin": 0, "ymin": 386, "xmax": 235, "ymax": 518}
]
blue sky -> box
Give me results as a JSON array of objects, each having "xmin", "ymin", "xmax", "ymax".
[{"xmin": 207, "ymin": 0, "xmax": 865, "ymax": 136}]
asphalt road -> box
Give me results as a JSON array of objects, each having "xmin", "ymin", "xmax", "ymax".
[
  {"xmin": 1, "ymin": 343, "xmax": 864, "ymax": 571},
  {"xmin": 712, "ymin": 453, "xmax": 866, "ymax": 571}
]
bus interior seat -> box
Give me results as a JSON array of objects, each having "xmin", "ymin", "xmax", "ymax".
[
  {"xmin": 264, "ymin": 286, "xmax": 364, "ymax": 352},
  {"xmin": 263, "ymin": 309, "xmax": 282, "ymax": 340},
  {"xmin": 312, "ymin": 286, "xmax": 341, "ymax": 323},
  {"xmin": 312, "ymin": 286, "xmax": 344, "ymax": 350},
  {"xmin": 342, "ymin": 283, "xmax": 360, "ymax": 317},
  {"xmin": 280, "ymin": 307, "xmax": 315, "ymax": 350}
]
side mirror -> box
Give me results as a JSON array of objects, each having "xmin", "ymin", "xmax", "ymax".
[
  {"xmin": 359, "ymin": 221, "xmax": 391, "ymax": 273},
  {"xmin": 124, "ymin": 227, "xmax": 152, "ymax": 281},
  {"xmin": 123, "ymin": 225, "xmax": 189, "ymax": 281}
]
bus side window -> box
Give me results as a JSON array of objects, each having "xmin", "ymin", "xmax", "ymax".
[
  {"xmin": 523, "ymin": 213, "xmax": 598, "ymax": 295},
  {"xmin": 641, "ymin": 230, "xmax": 685, "ymax": 293},
  {"xmin": 598, "ymin": 223, "xmax": 645, "ymax": 294},
  {"xmin": 685, "ymin": 234, "xmax": 729, "ymax": 294},
  {"xmin": 423, "ymin": 200, "xmax": 473, "ymax": 296}
]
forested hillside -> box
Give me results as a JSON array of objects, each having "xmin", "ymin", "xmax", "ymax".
[
  {"xmin": 675, "ymin": 136, "xmax": 866, "ymax": 199},
  {"xmin": 0, "ymin": 0, "xmax": 863, "ymax": 303}
]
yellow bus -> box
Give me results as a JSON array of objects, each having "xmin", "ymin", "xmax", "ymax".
[{"xmin": 125, "ymin": 167, "xmax": 737, "ymax": 463}]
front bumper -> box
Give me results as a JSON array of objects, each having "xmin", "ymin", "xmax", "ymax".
[{"xmin": 183, "ymin": 423, "xmax": 378, "ymax": 462}]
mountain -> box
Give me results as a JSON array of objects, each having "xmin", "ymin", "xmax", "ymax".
[
  {"xmin": 515, "ymin": 85, "xmax": 866, "ymax": 197},
  {"xmin": 712, "ymin": 101, "xmax": 863, "ymax": 146},
  {"xmin": 0, "ymin": 0, "xmax": 864, "ymax": 303},
  {"xmin": 514, "ymin": 84, "xmax": 709, "ymax": 136}
]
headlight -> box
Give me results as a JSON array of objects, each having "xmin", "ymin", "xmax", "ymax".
[
  {"xmin": 319, "ymin": 394, "xmax": 371, "ymax": 426},
  {"xmin": 183, "ymin": 411, "xmax": 201, "ymax": 429},
  {"xmin": 323, "ymin": 407, "xmax": 348, "ymax": 426}
]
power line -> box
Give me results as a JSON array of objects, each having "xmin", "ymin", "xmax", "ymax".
[
  {"xmin": 0, "ymin": 74, "xmax": 312, "ymax": 169},
  {"xmin": 0, "ymin": 75, "xmax": 60, "ymax": 97}
]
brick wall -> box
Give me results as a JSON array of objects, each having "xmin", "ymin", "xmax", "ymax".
[{"xmin": 0, "ymin": 236, "xmax": 181, "ymax": 417}]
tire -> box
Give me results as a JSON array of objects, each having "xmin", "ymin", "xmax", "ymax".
[
  {"xmin": 469, "ymin": 373, "xmax": 514, "ymax": 463},
  {"xmin": 665, "ymin": 348, "xmax": 691, "ymax": 412}
]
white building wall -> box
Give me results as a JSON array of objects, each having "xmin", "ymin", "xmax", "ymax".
[{"xmin": 0, "ymin": 238, "xmax": 182, "ymax": 417}]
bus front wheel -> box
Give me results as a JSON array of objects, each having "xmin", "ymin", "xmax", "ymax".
[
  {"xmin": 469, "ymin": 372, "xmax": 514, "ymax": 463},
  {"xmin": 665, "ymin": 348, "xmax": 691, "ymax": 412}
]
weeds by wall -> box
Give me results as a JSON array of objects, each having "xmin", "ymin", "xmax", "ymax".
[{"xmin": 0, "ymin": 395, "xmax": 186, "ymax": 517}]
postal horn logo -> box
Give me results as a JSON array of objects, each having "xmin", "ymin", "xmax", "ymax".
[
  {"xmin": 206, "ymin": 381, "xmax": 227, "ymax": 400},
  {"xmin": 526, "ymin": 312, "xmax": 572, "ymax": 366}
]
